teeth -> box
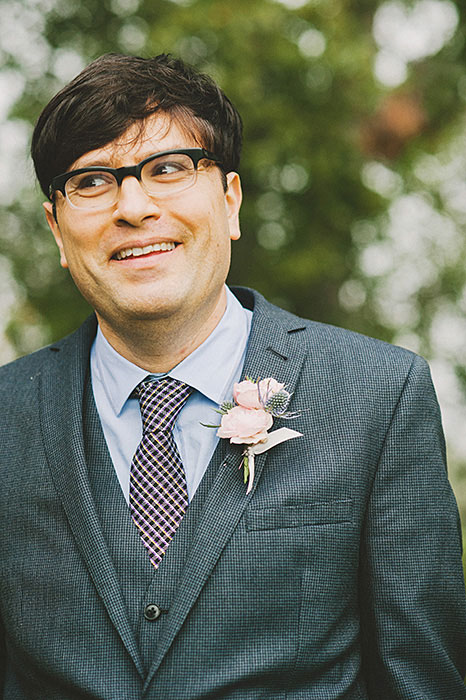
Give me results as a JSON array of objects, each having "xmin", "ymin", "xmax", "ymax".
[{"xmin": 115, "ymin": 242, "xmax": 176, "ymax": 260}]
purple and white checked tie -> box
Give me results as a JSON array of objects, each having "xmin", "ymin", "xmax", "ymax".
[{"xmin": 130, "ymin": 377, "xmax": 193, "ymax": 569}]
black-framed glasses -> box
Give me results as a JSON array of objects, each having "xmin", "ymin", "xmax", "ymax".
[{"xmin": 49, "ymin": 148, "xmax": 222, "ymax": 210}]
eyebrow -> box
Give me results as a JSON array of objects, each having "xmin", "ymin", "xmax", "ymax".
[
  {"xmin": 72, "ymin": 144, "xmax": 190, "ymax": 171},
  {"xmin": 74, "ymin": 156, "xmax": 114, "ymax": 169}
]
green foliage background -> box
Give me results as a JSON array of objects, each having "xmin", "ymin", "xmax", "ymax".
[{"xmin": 2, "ymin": 0, "xmax": 466, "ymax": 519}]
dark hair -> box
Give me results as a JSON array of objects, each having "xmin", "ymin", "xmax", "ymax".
[{"xmin": 31, "ymin": 53, "xmax": 243, "ymax": 197}]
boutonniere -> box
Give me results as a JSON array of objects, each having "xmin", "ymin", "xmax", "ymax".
[{"xmin": 205, "ymin": 377, "xmax": 302, "ymax": 493}]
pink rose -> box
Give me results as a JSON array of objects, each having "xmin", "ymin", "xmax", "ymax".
[
  {"xmin": 258, "ymin": 377, "xmax": 285, "ymax": 403},
  {"xmin": 233, "ymin": 380, "xmax": 262, "ymax": 409},
  {"xmin": 217, "ymin": 406, "xmax": 273, "ymax": 444}
]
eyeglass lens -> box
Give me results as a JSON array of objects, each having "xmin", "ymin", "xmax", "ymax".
[{"xmin": 65, "ymin": 152, "xmax": 198, "ymax": 209}]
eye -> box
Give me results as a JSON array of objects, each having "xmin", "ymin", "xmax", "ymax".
[
  {"xmin": 68, "ymin": 171, "xmax": 115, "ymax": 195},
  {"xmin": 157, "ymin": 161, "xmax": 187, "ymax": 175},
  {"xmin": 144, "ymin": 155, "xmax": 193, "ymax": 180}
]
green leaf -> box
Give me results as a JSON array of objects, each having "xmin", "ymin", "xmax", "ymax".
[{"xmin": 243, "ymin": 453, "xmax": 249, "ymax": 483}]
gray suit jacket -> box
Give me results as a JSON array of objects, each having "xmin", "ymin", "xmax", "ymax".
[{"xmin": 0, "ymin": 287, "xmax": 465, "ymax": 699}]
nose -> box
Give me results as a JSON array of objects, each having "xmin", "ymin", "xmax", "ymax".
[{"xmin": 112, "ymin": 176, "xmax": 161, "ymax": 226}]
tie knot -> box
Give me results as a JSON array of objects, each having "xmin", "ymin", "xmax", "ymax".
[{"xmin": 136, "ymin": 377, "xmax": 192, "ymax": 434}]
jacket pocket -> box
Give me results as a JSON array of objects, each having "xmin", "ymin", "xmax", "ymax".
[{"xmin": 245, "ymin": 498, "xmax": 353, "ymax": 531}]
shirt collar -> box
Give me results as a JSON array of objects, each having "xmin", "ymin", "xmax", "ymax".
[{"xmin": 91, "ymin": 287, "xmax": 252, "ymax": 416}]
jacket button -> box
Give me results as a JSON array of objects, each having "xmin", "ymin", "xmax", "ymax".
[{"xmin": 144, "ymin": 604, "xmax": 161, "ymax": 621}]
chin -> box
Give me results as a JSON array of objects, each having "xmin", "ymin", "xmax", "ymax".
[{"xmin": 117, "ymin": 299, "xmax": 185, "ymax": 322}]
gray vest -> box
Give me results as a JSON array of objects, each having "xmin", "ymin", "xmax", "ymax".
[{"xmin": 82, "ymin": 375, "xmax": 227, "ymax": 673}]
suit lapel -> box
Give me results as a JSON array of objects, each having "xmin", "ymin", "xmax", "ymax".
[
  {"xmin": 39, "ymin": 316, "xmax": 144, "ymax": 678},
  {"xmin": 144, "ymin": 289, "xmax": 308, "ymax": 690}
]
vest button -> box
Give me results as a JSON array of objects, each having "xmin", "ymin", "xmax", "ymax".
[{"xmin": 144, "ymin": 604, "xmax": 161, "ymax": 621}]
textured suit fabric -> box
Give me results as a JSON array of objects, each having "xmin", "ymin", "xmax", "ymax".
[{"xmin": 0, "ymin": 286, "xmax": 465, "ymax": 700}]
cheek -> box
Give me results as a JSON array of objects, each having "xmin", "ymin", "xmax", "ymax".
[
  {"xmin": 58, "ymin": 214, "xmax": 104, "ymax": 261},
  {"xmin": 60, "ymin": 234, "xmax": 86, "ymax": 268},
  {"xmin": 201, "ymin": 203, "xmax": 233, "ymax": 256},
  {"xmin": 181, "ymin": 183, "xmax": 230, "ymax": 243}
]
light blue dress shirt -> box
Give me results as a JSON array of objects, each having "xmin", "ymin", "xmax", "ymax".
[{"xmin": 90, "ymin": 287, "xmax": 252, "ymax": 502}]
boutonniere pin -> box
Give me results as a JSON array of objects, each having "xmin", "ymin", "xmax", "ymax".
[{"xmin": 205, "ymin": 377, "xmax": 302, "ymax": 493}]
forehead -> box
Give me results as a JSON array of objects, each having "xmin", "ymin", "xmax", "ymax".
[{"xmin": 71, "ymin": 113, "xmax": 203, "ymax": 170}]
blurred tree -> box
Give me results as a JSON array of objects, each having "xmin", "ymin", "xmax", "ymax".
[
  {"xmin": 2, "ymin": 0, "xmax": 466, "ymax": 510},
  {"xmin": 0, "ymin": 0, "xmax": 385, "ymax": 350}
]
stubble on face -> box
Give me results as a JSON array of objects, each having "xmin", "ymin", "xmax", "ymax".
[{"xmin": 45, "ymin": 114, "xmax": 242, "ymax": 370}]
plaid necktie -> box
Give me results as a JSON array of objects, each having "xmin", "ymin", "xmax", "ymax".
[{"xmin": 130, "ymin": 377, "xmax": 193, "ymax": 568}]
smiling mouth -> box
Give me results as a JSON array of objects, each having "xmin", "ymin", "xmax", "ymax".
[{"xmin": 114, "ymin": 242, "xmax": 177, "ymax": 260}]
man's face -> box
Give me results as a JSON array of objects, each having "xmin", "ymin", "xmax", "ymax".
[{"xmin": 44, "ymin": 114, "xmax": 242, "ymax": 343}]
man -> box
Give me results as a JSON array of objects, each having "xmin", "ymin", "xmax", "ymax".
[{"xmin": 0, "ymin": 53, "xmax": 465, "ymax": 700}]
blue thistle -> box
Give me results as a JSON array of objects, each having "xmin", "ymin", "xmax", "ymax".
[{"xmin": 264, "ymin": 390, "xmax": 292, "ymax": 417}]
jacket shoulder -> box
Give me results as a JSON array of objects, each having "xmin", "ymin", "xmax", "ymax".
[
  {"xmin": 234, "ymin": 286, "xmax": 420, "ymax": 373},
  {"xmin": 0, "ymin": 314, "xmax": 97, "ymax": 391}
]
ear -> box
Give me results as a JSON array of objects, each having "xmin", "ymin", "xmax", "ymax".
[
  {"xmin": 225, "ymin": 172, "xmax": 242, "ymax": 241},
  {"xmin": 43, "ymin": 201, "xmax": 69, "ymax": 269}
]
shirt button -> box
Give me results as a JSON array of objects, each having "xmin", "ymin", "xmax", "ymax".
[{"xmin": 144, "ymin": 604, "xmax": 162, "ymax": 621}]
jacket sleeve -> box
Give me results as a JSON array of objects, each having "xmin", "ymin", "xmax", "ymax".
[
  {"xmin": 359, "ymin": 354, "xmax": 466, "ymax": 699},
  {"xmin": 0, "ymin": 612, "xmax": 4, "ymax": 691}
]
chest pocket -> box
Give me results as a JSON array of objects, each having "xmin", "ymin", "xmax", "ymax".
[{"xmin": 245, "ymin": 498, "xmax": 353, "ymax": 531}]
